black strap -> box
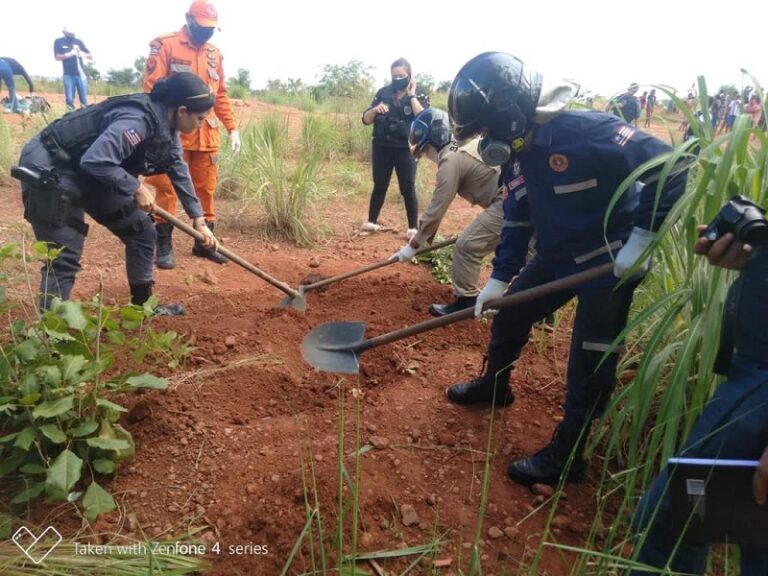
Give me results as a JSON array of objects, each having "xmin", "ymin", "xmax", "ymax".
[
  {"xmin": 714, "ymin": 277, "xmax": 742, "ymax": 375},
  {"xmin": 97, "ymin": 200, "xmax": 138, "ymax": 226}
]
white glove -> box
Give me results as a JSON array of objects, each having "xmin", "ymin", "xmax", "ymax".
[
  {"xmin": 230, "ymin": 130, "xmax": 241, "ymax": 155},
  {"xmin": 614, "ymin": 227, "xmax": 654, "ymax": 277},
  {"xmin": 474, "ymin": 278, "xmax": 509, "ymax": 319},
  {"xmin": 392, "ymin": 244, "xmax": 418, "ymax": 263}
]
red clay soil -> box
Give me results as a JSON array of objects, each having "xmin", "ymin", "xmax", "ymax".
[
  {"xmin": 0, "ymin": 96, "xmax": 678, "ymax": 575},
  {"xmin": 0, "ymin": 178, "xmax": 601, "ymax": 575}
]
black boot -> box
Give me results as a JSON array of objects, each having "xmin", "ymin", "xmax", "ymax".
[
  {"xmin": 155, "ymin": 223, "xmax": 176, "ymax": 269},
  {"xmin": 446, "ymin": 353, "xmax": 515, "ymax": 408},
  {"xmin": 192, "ymin": 220, "xmax": 227, "ymax": 265},
  {"xmin": 129, "ymin": 282, "xmax": 185, "ymax": 316},
  {"xmin": 130, "ymin": 283, "xmax": 153, "ymax": 305},
  {"xmin": 428, "ymin": 296, "xmax": 477, "ymax": 317},
  {"xmin": 506, "ymin": 418, "xmax": 589, "ymax": 487}
]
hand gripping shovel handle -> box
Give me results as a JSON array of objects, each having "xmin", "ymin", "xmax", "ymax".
[
  {"xmin": 152, "ymin": 207, "xmax": 304, "ymax": 306},
  {"xmin": 354, "ymin": 262, "xmax": 614, "ymax": 354},
  {"xmin": 301, "ymin": 236, "xmax": 458, "ymax": 293}
]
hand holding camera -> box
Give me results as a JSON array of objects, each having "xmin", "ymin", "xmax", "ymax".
[{"xmin": 696, "ymin": 196, "xmax": 767, "ymax": 270}]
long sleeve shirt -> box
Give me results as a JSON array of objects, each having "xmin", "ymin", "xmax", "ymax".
[
  {"xmin": 492, "ymin": 111, "xmax": 688, "ymax": 283},
  {"xmin": 412, "ymin": 138, "xmax": 501, "ymax": 247}
]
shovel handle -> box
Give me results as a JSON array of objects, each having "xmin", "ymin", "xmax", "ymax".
[
  {"xmin": 301, "ymin": 236, "xmax": 458, "ymax": 293},
  {"xmin": 152, "ymin": 207, "xmax": 301, "ymax": 300},
  {"xmin": 356, "ymin": 262, "xmax": 615, "ymax": 353}
]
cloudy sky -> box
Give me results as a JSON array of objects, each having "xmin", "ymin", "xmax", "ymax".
[{"xmin": 5, "ymin": 0, "xmax": 765, "ymax": 98}]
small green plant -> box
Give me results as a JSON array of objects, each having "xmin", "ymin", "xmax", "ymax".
[
  {"xmin": 0, "ymin": 241, "xmax": 189, "ymax": 520},
  {"xmin": 416, "ymin": 239, "xmax": 455, "ymax": 284}
]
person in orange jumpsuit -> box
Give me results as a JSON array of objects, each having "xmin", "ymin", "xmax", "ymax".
[{"xmin": 143, "ymin": 0, "xmax": 241, "ymax": 267}]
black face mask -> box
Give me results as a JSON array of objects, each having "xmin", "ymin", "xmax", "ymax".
[
  {"xmin": 391, "ymin": 76, "xmax": 410, "ymax": 92},
  {"xmin": 187, "ymin": 20, "xmax": 215, "ymax": 45}
]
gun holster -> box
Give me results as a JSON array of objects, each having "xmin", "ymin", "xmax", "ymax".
[{"xmin": 12, "ymin": 166, "xmax": 87, "ymax": 235}]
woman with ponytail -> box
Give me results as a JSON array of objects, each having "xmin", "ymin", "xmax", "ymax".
[{"xmin": 17, "ymin": 72, "xmax": 217, "ymax": 313}]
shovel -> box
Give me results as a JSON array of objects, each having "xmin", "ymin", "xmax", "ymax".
[
  {"xmin": 152, "ymin": 207, "xmax": 306, "ymax": 311},
  {"xmin": 302, "ymin": 262, "xmax": 614, "ymax": 373},
  {"xmin": 299, "ymin": 236, "xmax": 458, "ymax": 295}
]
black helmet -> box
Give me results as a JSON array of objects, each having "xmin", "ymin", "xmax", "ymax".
[
  {"xmin": 448, "ymin": 52, "xmax": 542, "ymax": 145},
  {"xmin": 409, "ymin": 108, "xmax": 452, "ymax": 154}
]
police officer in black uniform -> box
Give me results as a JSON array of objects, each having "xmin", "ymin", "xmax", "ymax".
[
  {"xmin": 445, "ymin": 52, "xmax": 689, "ymax": 487},
  {"xmin": 17, "ymin": 72, "xmax": 218, "ymax": 310},
  {"xmin": 361, "ymin": 58, "xmax": 425, "ymax": 237}
]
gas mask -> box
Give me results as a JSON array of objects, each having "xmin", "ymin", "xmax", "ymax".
[
  {"xmin": 391, "ymin": 75, "xmax": 410, "ymax": 92},
  {"xmin": 187, "ymin": 17, "xmax": 215, "ymax": 45},
  {"xmin": 478, "ymin": 135, "xmax": 525, "ymax": 167}
]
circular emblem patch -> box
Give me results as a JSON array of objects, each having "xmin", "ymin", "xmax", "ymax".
[{"xmin": 549, "ymin": 154, "xmax": 568, "ymax": 172}]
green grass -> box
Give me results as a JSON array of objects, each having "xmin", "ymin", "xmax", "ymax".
[{"xmin": 535, "ymin": 76, "xmax": 768, "ymax": 575}]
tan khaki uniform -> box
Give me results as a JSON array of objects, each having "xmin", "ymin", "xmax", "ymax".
[{"xmin": 413, "ymin": 138, "xmax": 503, "ymax": 297}]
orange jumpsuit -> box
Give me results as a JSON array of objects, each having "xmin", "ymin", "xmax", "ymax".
[{"xmin": 143, "ymin": 26, "xmax": 236, "ymax": 222}]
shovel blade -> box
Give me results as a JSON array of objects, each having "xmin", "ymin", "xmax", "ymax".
[
  {"xmin": 301, "ymin": 321, "xmax": 366, "ymax": 374},
  {"xmin": 279, "ymin": 291, "xmax": 307, "ymax": 312}
]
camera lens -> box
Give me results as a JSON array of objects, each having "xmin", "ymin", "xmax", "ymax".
[{"xmin": 741, "ymin": 220, "xmax": 768, "ymax": 246}]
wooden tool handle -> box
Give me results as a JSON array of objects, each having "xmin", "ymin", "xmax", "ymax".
[
  {"xmin": 152, "ymin": 207, "xmax": 301, "ymax": 299},
  {"xmin": 301, "ymin": 236, "xmax": 458, "ymax": 292}
]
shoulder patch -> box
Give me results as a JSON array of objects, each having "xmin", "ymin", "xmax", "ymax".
[
  {"xmin": 122, "ymin": 128, "xmax": 142, "ymax": 149},
  {"xmin": 612, "ymin": 125, "xmax": 636, "ymax": 147}
]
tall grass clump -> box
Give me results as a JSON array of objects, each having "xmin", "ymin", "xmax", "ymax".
[
  {"xmin": 220, "ymin": 115, "xmax": 322, "ymax": 245},
  {"xmin": 0, "ymin": 117, "xmax": 14, "ymax": 180},
  {"xmin": 535, "ymin": 76, "xmax": 767, "ymax": 575},
  {"xmin": 340, "ymin": 115, "xmax": 372, "ymax": 162},
  {"xmin": 301, "ymin": 114, "xmax": 343, "ymax": 161}
]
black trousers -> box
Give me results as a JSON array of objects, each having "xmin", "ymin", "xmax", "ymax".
[
  {"xmin": 19, "ymin": 136, "xmax": 155, "ymax": 309},
  {"xmin": 367, "ymin": 143, "xmax": 418, "ymax": 228},
  {"xmin": 489, "ymin": 254, "xmax": 640, "ymax": 422}
]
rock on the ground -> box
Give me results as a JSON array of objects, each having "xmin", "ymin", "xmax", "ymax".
[{"xmin": 400, "ymin": 504, "xmax": 420, "ymax": 527}]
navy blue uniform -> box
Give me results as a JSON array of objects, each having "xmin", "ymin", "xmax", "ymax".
[
  {"xmin": 0, "ymin": 57, "xmax": 33, "ymax": 113},
  {"xmin": 487, "ymin": 111, "xmax": 686, "ymax": 422},
  {"xmin": 19, "ymin": 97, "xmax": 203, "ymax": 308},
  {"xmin": 631, "ymin": 246, "xmax": 768, "ymax": 575}
]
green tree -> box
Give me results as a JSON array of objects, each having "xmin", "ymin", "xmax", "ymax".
[
  {"xmin": 105, "ymin": 67, "xmax": 137, "ymax": 86},
  {"xmin": 415, "ymin": 72, "xmax": 435, "ymax": 98},
  {"xmin": 83, "ymin": 63, "xmax": 101, "ymax": 82},
  {"xmin": 133, "ymin": 56, "xmax": 147, "ymax": 85},
  {"xmin": 286, "ymin": 77, "xmax": 305, "ymax": 95},
  {"xmin": 317, "ymin": 59, "xmax": 374, "ymax": 99},
  {"xmin": 230, "ymin": 68, "xmax": 252, "ymax": 89},
  {"xmin": 265, "ymin": 78, "xmax": 286, "ymax": 94},
  {"xmin": 436, "ymin": 80, "xmax": 452, "ymax": 93},
  {"xmin": 717, "ymin": 83, "xmax": 738, "ymax": 96}
]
